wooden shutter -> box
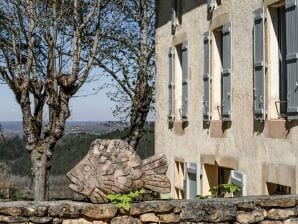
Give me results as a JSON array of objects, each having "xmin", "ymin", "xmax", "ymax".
[
  {"xmin": 222, "ymin": 22, "xmax": 232, "ymax": 120},
  {"xmin": 203, "ymin": 31, "xmax": 211, "ymax": 121},
  {"xmin": 253, "ymin": 8, "xmax": 266, "ymax": 120},
  {"xmin": 168, "ymin": 47, "xmax": 175, "ymax": 122},
  {"xmin": 286, "ymin": 0, "xmax": 298, "ymax": 119},
  {"xmin": 182, "ymin": 41, "xmax": 189, "ymax": 122},
  {"xmin": 171, "ymin": 0, "xmax": 176, "ymax": 35}
]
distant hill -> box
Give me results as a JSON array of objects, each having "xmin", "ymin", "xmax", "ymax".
[
  {"xmin": 0, "ymin": 121, "xmax": 129, "ymax": 136},
  {"xmin": 0, "ymin": 126, "xmax": 154, "ymax": 177}
]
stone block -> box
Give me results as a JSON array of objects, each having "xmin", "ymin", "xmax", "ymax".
[
  {"xmin": 155, "ymin": 202, "xmax": 175, "ymax": 213},
  {"xmin": 284, "ymin": 218, "xmax": 298, "ymax": 224},
  {"xmin": 260, "ymin": 221, "xmax": 283, "ymax": 224},
  {"xmin": 130, "ymin": 204, "xmax": 155, "ymax": 216},
  {"xmin": 62, "ymin": 218, "xmax": 92, "ymax": 224},
  {"xmin": 82, "ymin": 205, "xmax": 117, "ymax": 220},
  {"xmin": 29, "ymin": 216, "xmax": 53, "ymax": 223},
  {"xmin": 267, "ymin": 209, "xmax": 295, "ymax": 220},
  {"xmin": 110, "ymin": 216, "xmax": 141, "ymax": 224},
  {"xmin": 159, "ymin": 213, "xmax": 180, "ymax": 223},
  {"xmin": 0, "ymin": 207, "xmax": 23, "ymax": 216},
  {"xmin": 259, "ymin": 198, "xmax": 296, "ymax": 208},
  {"xmin": 237, "ymin": 209, "xmax": 265, "ymax": 223},
  {"xmin": 0, "ymin": 215, "xmax": 29, "ymax": 223},
  {"xmin": 180, "ymin": 201, "xmax": 237, "ymax": 222},
  {"xmin": 140, "ymin": 213, "xmax": 159, "ymax": 223},
  {"xmin": 92, "ymin": 221, "xmax": 108, "ymax": 224}
]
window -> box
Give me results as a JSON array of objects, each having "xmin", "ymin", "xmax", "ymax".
[
  {"xmin": 168, "ymin": 41, "xmax": 189, "ymax": 124},
  {"xmin": 268, "ymin": 5, "xmax": 287, "ymax": 118},
  {"xmin": 174, "ymin": 160, "xmax": 185, "ymax": 199},
  {"xmin": 254, "ymin": 0, "xmax": 298, "ymax": 120},
  {"xmin": 186, "ymin": 162, "xmax": 200, "ymax": 199},
  {"xmin": 202, "ymin": 164, "xmax": 246, "ymax": 197},
  {"xmin": 174, "ymin": 161, "xmax": 200, "ymax": 199},
  {"xmin": 267, "ymin": 182, "xmax": 291, "ymax": 195},
  {"xmin": 203, "ymin": 23, "xmax": 232, "ymax": 122}
]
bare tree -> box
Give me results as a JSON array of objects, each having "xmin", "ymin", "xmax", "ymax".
[
  {"xmin": 0, "ymin": 0, "xmax": 104, "ymax": 201},
  {"xmin": 96, "ymin": 0, "xmax": 156, "ymax": 149}
]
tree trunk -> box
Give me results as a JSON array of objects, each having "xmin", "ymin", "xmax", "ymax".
[
  {"xmin": 30, "ymin": 143, "xmax": 50, "ymax": 201},
  {"xmin": 127, "ymin": 82, "xmax": 152, "ymax": 149},
  {"xmin": 127, "ymin": 111, "xmax": 148, "ymax": 149}
]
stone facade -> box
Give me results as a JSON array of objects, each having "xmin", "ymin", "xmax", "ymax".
[
  {"xmin": 155, "ymin": 0, "xmax": 298, "ymax": 198},
  {"xmin": 1, "ymin": 195, "xmax": 298, "ymax": 223}
]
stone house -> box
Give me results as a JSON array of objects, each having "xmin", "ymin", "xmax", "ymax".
[{"xmin": 155, "ymin": 0, "xmax": 298, "ymax": 199}]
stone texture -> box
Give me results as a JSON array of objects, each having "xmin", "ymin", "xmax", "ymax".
[
  {"xmin": 236, "ymin": 209, "xmax": 265, "ymax": 223},
  {"xmin": 259, "ymin": 198, "xmax": 296, "ymax": 208},
  {"xmin": 29, "ymin": 216, "xmax": 53, "ymax": 223},
  {"xmin": 180, "ymin": 200, "xmax": 237, "ymax": 222},
  {"xmin": 82, "ymin": 205, "xmax": 117, "ymax": 220},
  {"xmin": 0, "ymin": 206, "xmax": 23, "ymax": 216},
  {"xmin": 237, "ymin": 201, "xmax": 256, "ymax": 211},
  {"xmin": 62, "ymin": 218, "xmax": 92, "ymax": 224},
  {"xmin": 260, "ymin": 221, "xmax": 282, "ymax": 224},
  {"xmin": 110, "ymin": 216, "xmax": 141, "ymax": 224},
  {"xmin": 0, "ymin": 215, "xmax": 29, "ymax": 223},
  {"xmin": 267, "ymin": 208, "xmax": 295, "ymax": 220},
  {"xmin": 284, "ymin": 218, "xmax": 298, "ymax": 224},
  {"xmin": 53, "ymin": 218, "xmax": 63, "ymax": 224},
  {"xmin": 130, "ymin": 203, "xmax": 155, "ymax": 216},
  {"xmin": 66, "ymin": 139, "xmax": 171, "ymax": 204},
  {"xmin": 48, "ymin": 203, "xmax": 80, "ymax": 218},
  {"xmin": 140, "ymin": 213, "xmax": 159, "ymax": 223},
  {"xmin": 159, "ymin": 213, "xmax": 180, "ymax": 223},
  {"xmin": 155, "ymin": 202, "xmax": 175, "ymax": 213},
  {"xmin": 1, "ymin": 195, "xmax": 298, "ymax": 224}
]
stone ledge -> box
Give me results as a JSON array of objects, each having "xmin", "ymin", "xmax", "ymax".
[{"xmin": 1, "ymin": 195, "xmax": 298, "ymax": 223}]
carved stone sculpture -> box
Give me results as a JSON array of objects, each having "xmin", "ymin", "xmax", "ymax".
[{"xmin": 66, "ymin": 139, "xmax": 171, "ymax": 203}]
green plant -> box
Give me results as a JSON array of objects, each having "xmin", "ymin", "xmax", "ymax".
[
  {"xmin": 196, "ymin": 194, "xmax": 212, "ymax": 199},
  {"xmin": 106, "ymin": 188, "xmax": 145, "ymax": 211},
  {"xmin": 209, "ymin": 183, "xmax": 241, "ymax": 197}
]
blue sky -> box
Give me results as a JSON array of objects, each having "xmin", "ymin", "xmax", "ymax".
[{"xmin": 0, "ymin": 79, "xmax": 118, "ymax": 122}]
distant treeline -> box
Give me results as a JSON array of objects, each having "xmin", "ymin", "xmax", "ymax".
[{"xmin": 0, "ymin": 127, "xmax": 154, "ymax": 177}]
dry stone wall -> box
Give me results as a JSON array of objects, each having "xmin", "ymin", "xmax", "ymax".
[{"xmin": 1, "ymin": 195, "xmax": 298, "ymax": 223}]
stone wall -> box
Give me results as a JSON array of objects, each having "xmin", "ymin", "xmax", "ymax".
[{"xmin": 1, "ymin": 195, "xmax": 298, "ymax": 223}]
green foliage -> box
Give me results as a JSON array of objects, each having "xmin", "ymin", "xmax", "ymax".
[
  {"xmin": 195, "ymin": 195, "xmax": 211, "ymax": 199},
  {"xmin": 106, "ymin": 188, "xmax": 145, "ymax": 211},
  {"xmin": 209, "ymin": 183, "xmax": 241, "ymax": 197},
  {"xmin": 196, "ymin": 183, "xmax": 241, "ymax": 199}
]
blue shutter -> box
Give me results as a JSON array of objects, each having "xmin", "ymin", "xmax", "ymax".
[
  {"xmin": 222, "ymin": 22, "xmax": 232, "ymax": 120},
  {"xmin": 168, "ymin": 47, "xmax": 175, "ymax": 122},
  {"xmin": 203, "ymin": 31, "xmax": 211, "ymax": 121},
  {"xmin": 182, "ymin": 41, "xmax": 188, "ymax": 122},
  {"xmin": 253, "ymin": 8, "xmax": 266, "ymax": 120},
  {"xmin": 286, "ymin": 0, "xmax": 298, "ymax": 119},
  {"xmin": 171, "ymin": 0, "xmax": 176, "ymax": 35}
]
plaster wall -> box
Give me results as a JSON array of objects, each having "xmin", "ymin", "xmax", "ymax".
[{"xmin": 155, "ymin": 0, "xmax": 298, "ymax": 198}]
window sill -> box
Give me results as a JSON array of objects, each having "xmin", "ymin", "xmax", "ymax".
[
  {"xmin": 210, "ymin": 120, "xmax": 224, "ymax": 138},
  {"xmin": 264, "ymin": 120, "xmax": 288, "ymax": 139}
]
